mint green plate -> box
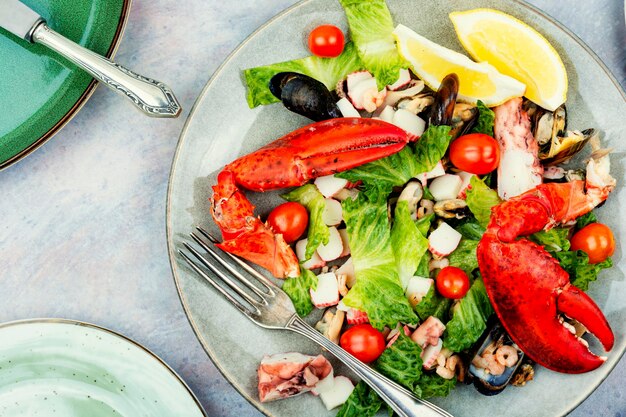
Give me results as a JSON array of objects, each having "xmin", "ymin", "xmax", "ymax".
[
  {"xmin": 0, "ymin": 319, "xmax": 206, "ymax": 417},
  {"xmin": 0, "ymin": 0, "xmax": 131, "ymax": 170}
]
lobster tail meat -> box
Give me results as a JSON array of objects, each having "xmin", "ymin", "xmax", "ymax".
[
  {"xmin": 226, "ymin": 118, "xmax": 409, "ymax": 192},
  {"xmin": 494, "ymin": 97, "xmax": 543, "ymax": 200}
]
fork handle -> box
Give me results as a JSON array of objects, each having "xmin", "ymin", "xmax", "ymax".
[{"xmin": 287, "ymin": 316, "xmax": 453, "ymax": 417}]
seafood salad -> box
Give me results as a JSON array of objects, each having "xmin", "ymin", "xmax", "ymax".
[{"xmin": 208, "ymin": 0, "xmax": 617, "ymax": 413}]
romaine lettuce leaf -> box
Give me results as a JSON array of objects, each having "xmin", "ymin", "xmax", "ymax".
[
  {"xmin": 391, "ymin": 201, "xmax": 429, "ymax": 289},
  {"xmin": 417, "ymin": 374, "xmax": 457, "ymax": 399},
  {"xmin": 375, "ymin": 332, "xmax": 456, "ymax": 399},
  {"xmin": 243, "ymin": 42, "xmax": 363, "ymax": 108},
  {"xmin": 555, "ymin": 250, "xmax": 612, "ymax": 291},
  {"xmin": 470, "ymin": 100, "xmax": 495, "ymax": 136},
  {"xmin": 415, "ymin": 212, "xmax": 434, "ymax": 237},
  {"xmin": 282, "ymin": 268, "xmax": 318, "ymax": 317},
  {"xmin": 375, "ymin": 332, "xmax": 423, "ymax": 395},
  {"xmin": 575, "ymin": 211, "xmax": 598, "ymax": 230},
  {"xmin": 529, "ymin": 228, "xmax": 571, "ymax": 253},
  {"xmin": 338, "ymin": 0, "xmax": 408, "ymax": 88},
  {"xmin": 412, "ymin": 125, "xmax": 453, "ymax": 174},
  {"xmin": 448, "ymin": 239, "xmax": 479, "ymax": 275},
  {"xmin": 455, "ymin": 219, "xmax": 485, "ymax": 240},
  {"xmin": 336, "ymin": 381, "xmax": 383, "ymax": 417},
  {"xmin": 341, "ymin": 188, "xmax": 418, "ymax": 329},
  {"xmin": 282, "ymin": 184, "xmax": 329, "ymax": 260},
  {"xmin": 414, "ymin": 285, "xmax": 451, "ymax": 322},
  {"xmin": 443, "ymin": 278, "xmax": 493, "ymax": 352},
  {"xmin": 336, "ymin": 147, "xmax": 419, "ymax": 193},
  {"xmin": 337, "ymin": 125, "xmax": 452, "ymax": 192},
  {"xmin": 465, "ymin": 176, "xmax": 501, "ymax": 228}
]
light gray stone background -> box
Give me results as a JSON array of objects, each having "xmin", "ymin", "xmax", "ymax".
[{"xmin": 1, "ymin": 0, "xmax": 624, "ymax": 416}]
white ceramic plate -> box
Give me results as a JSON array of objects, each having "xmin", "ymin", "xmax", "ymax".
[
  {"xmin": 167, "ymin": 0, "xmax": 626, "ymax": 416},
  {"xmin": 0, "ymin": 319, "xmax": 206, "ymax": 417}
]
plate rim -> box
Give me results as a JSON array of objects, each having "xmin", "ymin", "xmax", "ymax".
[
  {"xmin": 0, "ymin": 0, "xmax": 133, "ymax": 171},
  {"xmin": 0, "ymin": 317, "xmax": 208, "ymax": 417},
  {"xmin": 165, "ymin": 0, "xmax": 626, "ymax": 416}
]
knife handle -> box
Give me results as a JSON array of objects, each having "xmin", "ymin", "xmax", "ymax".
[{"xmin": 31, "ymin": 23, "xmax": 181, "ymax": 118}]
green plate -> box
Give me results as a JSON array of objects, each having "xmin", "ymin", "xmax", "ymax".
[
  {"xmin": 0, "ymin": 0, "xmax": 131, "ymax": 169},
  {"xmin": 0, "ymin": 319, "xmax": 207, "ymax": 417}
]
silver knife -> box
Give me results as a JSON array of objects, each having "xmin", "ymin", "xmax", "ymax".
[{"xmin": 0, "ymin": 0, "xmax": 181, "ymax": 118}]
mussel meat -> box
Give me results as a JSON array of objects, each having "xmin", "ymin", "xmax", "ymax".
[
  {"xmin": 429, "ymin": 73, "xmax": 459, "ymax": 126},
  {"xmin": 540, "ymin": 128, "xmax": 595, "ymax": 166},
  {"xmin": 269, "ymin": 72, "xmax": 341, "ymax": 121},
  {"xmin": 449, "ymin": 102, "xmax": 478, "ymax": 138},
  {"xmin": 469, "ymin": 321, "xmax": 525, "ymax": 396}
]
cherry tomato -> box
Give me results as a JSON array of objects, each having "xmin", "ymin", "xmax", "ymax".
[
  {"xmin": 449, "ymin": 133, "xmax": 500, "ymax": 175},
  {"xmin": 308, "ymin": 25, "xmax": 345, "ymax": 58},
  {"xmin": 436, "ymin": 266, "xmax": 470, "ymax": 299},
  {"xmin": 570, "ymin": 223, "xmax": 615, "ymax": 264},
  {"xmin": 267, "ymin": 202, "xmax": 308, "ymax": 244},
  {"xmin": 340, "ymin": 324, "xmax": 386, "ymax": 363}
]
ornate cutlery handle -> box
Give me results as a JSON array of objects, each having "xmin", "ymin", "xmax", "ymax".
[
  {"xmin": 287, "ymin": 316, "xmax": 453, "ymax": 417},
  {"xmin": 31, "ymin": 23, "xmax": 181, "ymax": 118}
]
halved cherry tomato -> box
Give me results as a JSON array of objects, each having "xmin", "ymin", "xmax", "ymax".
[
  {"xmin": 267, "ymin": 202, "xmax": 308, "ymax": 244},
  {"xmin": 308, "ymin": 25, "xmax": 345, "ymax": 58},
  {"xmin": 340, "ymin": 324, "xmax": 386, "ymax": 363},
  {"xmin": 436, "ymin": 266, "xmax": 470, "ymax": 299},
  {"xmin": 570, "ymin": 223, "xmax": 615, "ymax": 264},
  {"xmin": 449, "ymin": 133, "xmax": 500, "ymax": 175}
]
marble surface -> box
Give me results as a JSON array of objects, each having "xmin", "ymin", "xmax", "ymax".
[{"xmin": 0, "ymin": 0, "xmax": 624, "ymax": 416}]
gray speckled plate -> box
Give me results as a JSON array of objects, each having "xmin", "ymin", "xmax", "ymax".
[
  {"xmin": 166, "ymin": 1, "xmax": 626, "ymax": 416},
  {"xmin": 0, "ymin": 319, "xmax": 206, "ymax": 417}
]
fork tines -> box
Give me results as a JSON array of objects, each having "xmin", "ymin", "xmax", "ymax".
[{"xmin": 179, "ymin": 227, "xmax": 278, "ymax": 316}]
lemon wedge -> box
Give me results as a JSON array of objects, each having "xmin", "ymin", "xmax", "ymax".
[
  {"xmin": 393, "ymin": 24, "xmax": 526, "ymax": 107},
  {"xmin": 450, "ymin": 8, "xmax": 567, "ymax": 111}
]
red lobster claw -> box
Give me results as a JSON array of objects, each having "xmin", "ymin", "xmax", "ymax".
[
  {"xmin": 478, "ymin": 231, "xmax": 613, "ymax": 373},
  {"xmin": 211, "ymin": 118, "xmax": 409, "ymax": 278},
  {"xmin": 477, "ymin": 179, "xmax": 616, "ymax": 373}
]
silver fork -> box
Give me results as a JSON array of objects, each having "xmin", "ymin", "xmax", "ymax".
[{"xmin": 179, "ymin": 226, "xmax": 453, "ymax": 417}]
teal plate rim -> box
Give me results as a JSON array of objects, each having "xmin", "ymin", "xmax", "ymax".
[
  {"xmin": 0, "ymin": 317, "xmax": 208, "ymax": 417},
  {"xmin": 166, "ymin": 0, "xmax": 626, "ymax": 416},
  {"xmin": 0, "ymin": 0, "xmax": 133, "ymax": 171}
]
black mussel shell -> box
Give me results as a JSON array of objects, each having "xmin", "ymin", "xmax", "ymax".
[
  {"xmin": 469, "ymin": 321, "xmax": 525, "ymax": 396},
  {"xmin": 429, "ymin": 73, "xmax": 459, "ymax": 126},
  {"xmin": 269, "ymin": 72, "xmax": 341, "ymax": 122}
]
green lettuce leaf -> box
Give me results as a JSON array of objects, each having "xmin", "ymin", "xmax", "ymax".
[
  {"xmin": 282, "ymin": 184, "xmax": 329, "ymax": 260},
  {"xmin": 336, "ymin": 381, "xmax": 383, "ymax": 417},
  {"xmin": 341, "ymin": 188, "xmax": 418, "ymax": 329},
  {"xmin": 417, "ymin": 374, "xmax": 457, "ymax": 399},
  {"xmin": 443, "ymin": 278, "xmax": 494, "ymax": 352},
  {"xmin": 554, "ymin": 250, "xmax": 613, "ymax": 291},
  {"xmin": 391, "ymin": 201, "xmax": 429, "ymax": 289},
  {"xmin": 448, "ymin": 239, "xmax": 479, "ymax": 275},
  {"xmin": 243, "ymin": 42, "xmax": 363, "ymax": 108},
  {"xmin": 338, "ymin": 0, "xmax": 408, "ymax": 88},
  {"xmin": 470, "ymin": 100, "xmax": 495, "ymax": 136},
  {"xmin": 415, "ymin": 212, "xmax": 434, "ymax": 237},
  {"xmin": 282, "ymin": 269, "xmax": 318, "ymax": 317},
  {"xmin": 529, "ymin": 228, "xmax": 571, "ymax": 253},
  {"xmin": 412, "ymin": 125, "xmax": 453, "ymax": 173},
  {"xmin": 576, "ymin": 212, "xmax": 598, "ymax": 230},
  {"xmin": 375, "ymin": 332, "xmax": 456, "ymax": 399},
  {"xmin": 414, "ymin": 285, "xmax": 452, "ymax": 323},
  {"xmin": 337, "ymin": 125, "xmax": 452, "ymax": 192},
  {"xmin": 375, "ymin": 332, "xmax": 424, "ymax": 395},
  {"xmin": 465, "ymin": 176, "xmax": 501, "ymax": 228},
  {"xmin": 336, "ymin": 147, "xmax": 419, "ymax": 193},
  {"xmin": 455, "ymin": 219, "xmax": 485, "ymax": 240}
]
